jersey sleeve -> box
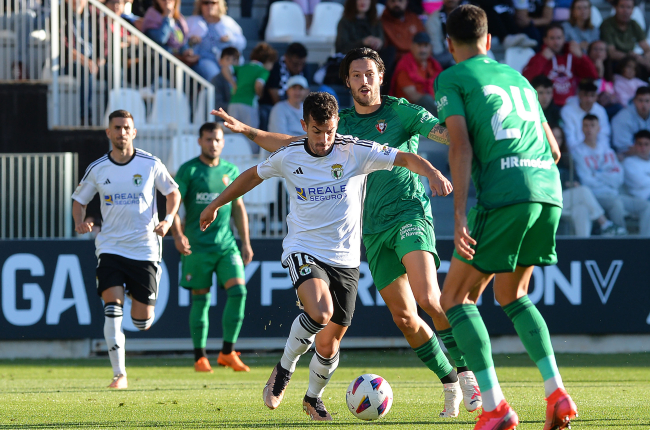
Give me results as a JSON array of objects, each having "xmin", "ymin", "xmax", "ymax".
[
  {"xmin": 356, "ymin": 141, "xmax": 397, "ymax": 174},
  {"xmin": 71, "ymin": 168, "xmax": 98, "ymax": 204},
  {"xmin": 434, "ymin": 73, "xmax": 466, "ymax": 125},
  {"xmin": 256, "ymin": 148, "xmax": 285, "ymax": 179},
  {"xmin": 154, "ymin": 160, "xmax": 179, "ymax": 195},
  {"xmin": 398, "ymin": 99, "xmax": 440, "ymax": 138}
]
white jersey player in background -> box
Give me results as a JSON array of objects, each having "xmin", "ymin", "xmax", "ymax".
[
  {"xmin": 199, "ymin": 92, "xmax": 453, "ymax": 420},
  {"xmin": 72, "ymin": 110, "xmax": 181, "ymax": 389}
]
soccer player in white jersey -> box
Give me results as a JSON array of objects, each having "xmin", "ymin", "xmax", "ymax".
[
  {"xmin": 72, "ymin": 110, "xmax": 181, "ymax": 389},
  {"xmin": 199, "ymin": 92, "xmax": 453, "ymax": 420}
]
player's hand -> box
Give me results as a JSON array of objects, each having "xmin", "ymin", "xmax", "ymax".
[
  {"xmin": 211, "ymin": 108, "xmax": 247, "ymax": 134},
  {"xmin": 428, "ymin": 170, "xmax": 453, "ymax": 197},
  {"xmin": 154, "ymin": 220, "xmax": 171, "ymax": 237},
  {"xmin": 200, "ymin": 205, "xmax": 219, "ymax": 231},
  {"xmin": 75, "ymin": 221, "xmax": 94, "ymax": 234},
  {"xmin": 174, "ymin": 234, "xmax": 192, "ymax": 255},
  {"xmin": 454, "ymin": 217, "xmax": 476, "ymax": 260},
  {"xmin": 241, "ymin": 243, "xmax": 253, "ymax": 265}
]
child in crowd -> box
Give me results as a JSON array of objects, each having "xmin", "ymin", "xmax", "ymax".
[
  {"xmin": 211, "ymin": 47, "xmax": 240, "ymax": 115},
  {"xmin": 613, "ymin": 56, "xmax": 648, "ymax": 106}
]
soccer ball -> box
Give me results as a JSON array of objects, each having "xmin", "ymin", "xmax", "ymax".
[{"xmin": 346, "ymin": 373, "xmax": 393, "ymax": 421}]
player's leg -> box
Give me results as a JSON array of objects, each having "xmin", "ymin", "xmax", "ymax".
[
  {"xmin": 181, "ymin": 252, "xmax": 215, "ymax": 372},
  {"xmin": 303, "ymin": 265, "xmax": 358, "ymax": 421},
  {"xmin": 216, "ymin": 250, "xmax": 249, "ymax": 371},
  {"xmin": 96, "ymin": 254, "xmax": 128, "ymax": 389}
]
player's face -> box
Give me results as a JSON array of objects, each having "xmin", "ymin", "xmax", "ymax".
[
  {"xmin": 347, "ymin": 59, "xmax": 383, "ymax": 107},
  {"xmin": 615, "ymin": 0, "xmax": 634, "ymax": 22},
  {"xmin": 634, "ymin": 94, "xmax": 650, "ymax": 117},
  {"xmin": 106, "ymin": 117, "xmax": 136, "ymax": 151},
  {"xmin": 543, "ymin": 28, "xmax": 565, "ymax": 53},
  {"xmin": 582, "ymin": 119, "xmax": 600, "ymax": 140},
  {"xmin": 199, "ymin": 128, "xmax": 224, "ymax": 161},
  {"xmin": 634, "ymin": 137, "xmax": 650, "ymax": 159},
  {"xmin": 301, "ymin": 115, "xmax": 338, "ymax": 156},
  {"xmin": 536, "ymin": 86, "xmax": 553, "ymax": 109}
]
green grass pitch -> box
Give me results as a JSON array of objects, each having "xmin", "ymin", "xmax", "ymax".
[{"xmin": 1, "ymin": 351, "xmax": 648, "ymax": 429}]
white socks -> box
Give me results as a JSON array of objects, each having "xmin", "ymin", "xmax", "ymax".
[
  {"xmin": 280, "ymin": 313, "xmax": 326, "ymax": 373},
  {"xmin": 306, "ymin": 349, "xmax": 340, "ymax": 399},
  {"xmin": 104, "ymin": 302, "xmax": 126, "ymax": 377},
  {"xmin": 544, "ymin": 375, "xmax": 565, "ymax": 397},
  {"xmin": 482, "ymin": 385, "xmax": 506, "ymax": 412}
]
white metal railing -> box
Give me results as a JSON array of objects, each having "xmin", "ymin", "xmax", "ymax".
[{"xmin": 0, "ymin": 153, "xmax": 78, "ymax": 239}]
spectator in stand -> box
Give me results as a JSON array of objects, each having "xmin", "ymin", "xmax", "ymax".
[
  {"xmin": 613, "ymin": 56, "xmax": 648, "ymax": 106},
  {"xmin": 572, "ymin": 114, "xmax": 650, "ymax": 235},
  {"xmin": 426, "ymin": 0, "xmax": 463, "ymax": 68},
  {"xmin": 532, "ymin": 75, "xmax": 562, "ymax": 126},
  {"xmin": 562, "ymin": 0, "xmax": 599, "ymax": 52},
  {"xmin": 623, "ymin": 130, "xmax": 650, "ymax": 200},
  {"xmin": 561, "ymin": 80, "xmax": 611, "ymax": 149},
  {"xmin": 471, "ymin": 0, "xmax": 537, "ymax": 48},
  {"xmin": 511, "ymin": 0, "xmax": 554, "ymax": 47},
  {"xmin": 211, "ymin": 47, "xmax": 240, "ymax": 115},
  {"xmin": 222, "ymin": 42, "xmax": 277, "ymax": 143},
  {"xmin": 186, "ymin": 0, "xmax": 246, "ymax": 82},
  {"xmin": 553, "ymin": 125, "xmax": 627, "ymax": 236},
  {"xmin": 381, "ymin": 0, "xmax": 425, "ymax": 60},
  {"xmin": 389, "ymin": 32, "xmax": 442, "ymax": 114},
  {"xmin": 600, "ymin": 0, "xmax": 650, "ymax": 74},
  {"xmin": 611, "ymin": 86, "xmax": 650, "ymax": 156},
  {"xmin": 259, "ymin": 43, "xmax": 309, "ymax": 130},
  {"xmin": 335, "ymin": 0, "xmax": 384, "ymax": 54},
  {"xmin": 523, "ymin": 24, "xmax": 598, "ymax": 107},
  {"xmin": 587, "ymin": 40, "xmax": 622, "ymax": 117},
  {"xmin": 268, "ymin": 75, "xmax": 309, "ymax": 136},
  {"xmin": 293, "ymin": 0, "xmax": 320, "ymax": 30},
  {"xmin": 142, "ymin": 0, "xmax": 199, "ymax": 64}
]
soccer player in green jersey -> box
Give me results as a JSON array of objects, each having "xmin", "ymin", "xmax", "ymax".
[
  {"xmin": 211, "ymin": 47, "xmax": 482, "ymax": 418},
  {"xmin": 436, "ymin": 5, "xmax": 578, "ymax": 430},
  {"xmin": 170, "ymin": 122, "xmax": 253, "ymax": 373}
]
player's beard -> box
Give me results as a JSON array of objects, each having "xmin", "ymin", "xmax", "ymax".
[
  {"xmin": 111, "ymin": 138, "xmax": 131, "ymax": 152},
  {"xmin": 351, "ymin": 85, "xmax": 379, "ymax": 107}
]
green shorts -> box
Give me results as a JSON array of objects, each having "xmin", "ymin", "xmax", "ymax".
[
  {"xmin": 180, "ymin": 249, "xmax": 245, "ymax": 290},
  {"xmin": 454, "ymin": 202, "xmax": 561, "ymax": 273},
  {"xmin": 363, "ymin": 219, "xmax": 440, "ymax": 291}
]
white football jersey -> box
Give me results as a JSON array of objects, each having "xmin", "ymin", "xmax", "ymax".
[
  {"xmin": 257, "ymin": 134, "xmax": 398, "ymax": 267},
  {"xmin": 72, "ymin": 149, "xmax": 179, "ymax": 261}
]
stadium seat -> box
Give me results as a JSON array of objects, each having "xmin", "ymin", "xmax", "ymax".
[
  {"xmin": 223, "ymin": 134, "xmax": 253, "ymax": 157},
  {"xmin": 264, "ymin": 1, "xmax": 307, "ymax": 42},
  {"xmin": 167, "ymin": 134, "xmax": 200, "ymax": 175},
  {"xmin": 149, "ymin": 88, "xmax": 191, "ymax": 127},
  {"xmin": 504, "ymin": 46, "xmax": 535, "ymax": 74},
  {"xmin": 103, "ymin": 88, "xmax": 147, "ymax": 126},
  {"xmin": 309, "ymin": 2, "xmax": 344, "ymax": 42},
  {"xmin": 193, "ymin": 89, "xmax": 209, "ymax": 126},
  {"xmin": 590, "ymin": 5, "xmax": 603, "ymax": 28},
  {"xmin": 0, "ymin": 30, "xmax": 16, "ymax": 80}
]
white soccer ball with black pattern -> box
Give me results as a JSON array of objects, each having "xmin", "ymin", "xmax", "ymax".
[{"xmin": 346, "ymin": 373, "xmax": 393, "ymax": 421}]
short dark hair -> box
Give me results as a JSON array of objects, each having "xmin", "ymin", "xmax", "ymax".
[
  {"xmin": 446, "ymin": 5, "xmax": 488, "ymax": 45},
  {"xmin": 544, "ymin": 22, "xmax": 565, "ymax": 37},
  {"xmin": 634, "ymin": 129, "xmax": 650, "ymax": 141},
  {"xmin": 578, "ymin": 80, "xmax": 598, "ymax": 93},
  {"xmin": 583, "ymin": 113, "xmax": 599, "ymax": 122},
  {"xmin": 339, "ymin": 47, "xmax": 386, "ymax": 84},
  {"xmin": 286, "ymin": 42, "xmax": 308, "ymax": 59},
  {"xmin": 221, "ymin": 47, "xmax": 240, "ymax": 60},
  {"xmin": 108, "ymin": 109, "xmax": 134, "ymax": 124},
  {"xmin": 250, "ymin": 42, "xmax": 278, "ymax": 63},
  {"xmin": 303, "ymin": 92, "xmax": 339, "ymax": 124},
  {"xmin": 199, "ymin": 122, "xmax": 223, "ymax": 137},
  {"xmin": 613, "ymin": 0, "xmax": 633, "ymax": 7},
  {"xmin": 616, "ymin": 55, "xmax": 637, "ymax": 74},
  {"xmin": 635, "ymin": 86, "xmax": 650, "ymax": 98},
  {"xmin": 531, "ymin": 75, "xmax": 554, "ymax": 90}
]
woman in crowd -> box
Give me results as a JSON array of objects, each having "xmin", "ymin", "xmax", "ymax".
[
  {"xmin": 142, "ymin": 0, "xmax": 198, "ymax": 65},
  {"xmin": 588, "ymin": 39, "xmax": 623, "ymax": 117},
  {"xmin": 335, "ymin": 0, "xmax": 384, "ymax": 54},
  {"xmin": 613, "ymin": 56, "xmax": 648, "ymax": 106},
  {"xmin": 562, "ymin": 0, "xmax": 599, "ymax": 52},
  {"xmin": 186, "ymin": 0, "xmax": 246, "ymax": 81}
]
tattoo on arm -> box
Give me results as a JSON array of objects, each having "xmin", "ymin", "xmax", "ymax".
[
  {"xmin": 246, "ymin": 128, "xmax": 259, "ymax": 141},
  {"xmin": 428, "ymin": 124, "xmax": 450, "ymax": 144}
]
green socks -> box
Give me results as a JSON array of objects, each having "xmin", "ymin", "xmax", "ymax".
[
  {"xmin": 503, "ymin": 295, "xmax": 559, "ymax": 381},
  {"xmin": 189, "ymin": 293, "xmax": 211, "ymax": 349},
  {"xmin": 222, "ymin": 284, "xmax": 247, "ymax": 344},
  {"xmin": 438, "ymin": 327, "xmax": 468, "ymax": 368},
  {"xmin": 413, "ymin": 336, "xmax": 454, "ymax": 380}
]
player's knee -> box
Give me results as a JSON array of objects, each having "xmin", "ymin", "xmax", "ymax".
[
  {"xmin": 226, "ymin": 284, "xmax": 247, "ymax": 298},
  {"xmin": 391, "ymin": 311, "xmax": 418, "ymax": 334},
  {"xmin": 309, "ymin": 307, "xmax": 333, "ymax": 325},
  {"xmin": 132, "ymin": 313, "xmax": 155, "ymax": 331},
  {"xmin": 414, "ymin": 293, "xmax": 443, "ymax": 315},
  {"xmin": 314, "ymin": 338, "xmax": 338, "ymax": 358}
]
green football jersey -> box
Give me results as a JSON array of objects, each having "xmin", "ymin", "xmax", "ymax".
[
  {"xmin": 175, "ymin": 157, "xmax": 240, "ymax": 253},
  {"xmin": 338, "ymin": 96, "xmax": 439, "ymax": 235},
  {"xmin": 434, "ymin": 55, "xmax": 562, "ymax": 209}
]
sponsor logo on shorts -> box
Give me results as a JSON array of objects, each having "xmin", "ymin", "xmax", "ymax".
[
  {"xmin": 299, "ymin": 264, "xmax": 311, "ymax": 276},
  {"xmin": 230, "ymin": 254, "xmax": 243, "ymax": 266},
  {"xmin": 399, "ymin": 223, "xmax": 426, "ymax": 240},
  {"xmin": 375, "ymin": 120, "xmax": 387, "ymax": 134},
  {"xmin": 133, "ymin": 174, "xmax": 143, "ymax": 186},
  {"xmin": 500, "ymin": 156, "xmax": 554, "ymax": 170},
  {"xmin": 331, "ymin": 164, "xmax": 343, "ymax": 180}
]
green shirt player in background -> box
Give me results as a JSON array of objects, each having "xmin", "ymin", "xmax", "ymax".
[
  {"xmin": 436, "ymin": 5, "xmax": 577, "ymax": 430},
  {"xmin": 171, "ymin": 122, "xmax": 253, "ymax": 373},
  {"xmin": 212, "ymin": 47, "xmax": 482, "ymax": 419}
]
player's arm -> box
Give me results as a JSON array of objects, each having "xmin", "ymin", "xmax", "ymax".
[
  {"xmin": 211, "ymin": 108, "xmax": 304, "ymax": 152},
  {"xmin": 427, "ymin": 124, "xmax": 450, "ymax": 145},
  {"xmin": 200, "ymin": 166, "xmax": 264, "ymax": 231},
  {"xmin": 72, "ymin": 200, "xmax": 94, "ymax": 234},
  {"xmin": 446, "ymin": 115, "xmax": 477, "ymax": 260},
  {"xmin": 154, "ymin": 188, "xmax": 181, "ymax": 237},
  {"xmin": 171, "ymin": 213, "xmax": 191, "ymax": 255},
  {"xmin": 543, "ymin": 122, "xmax": 561, "ymax": 164},
  {"xmin": 393, "ymin": 152, "xmax": 453, "ymax": 197},
  {"xmin": 231, "ymin": 199, "xmax": 253, "ymax": 265}
]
